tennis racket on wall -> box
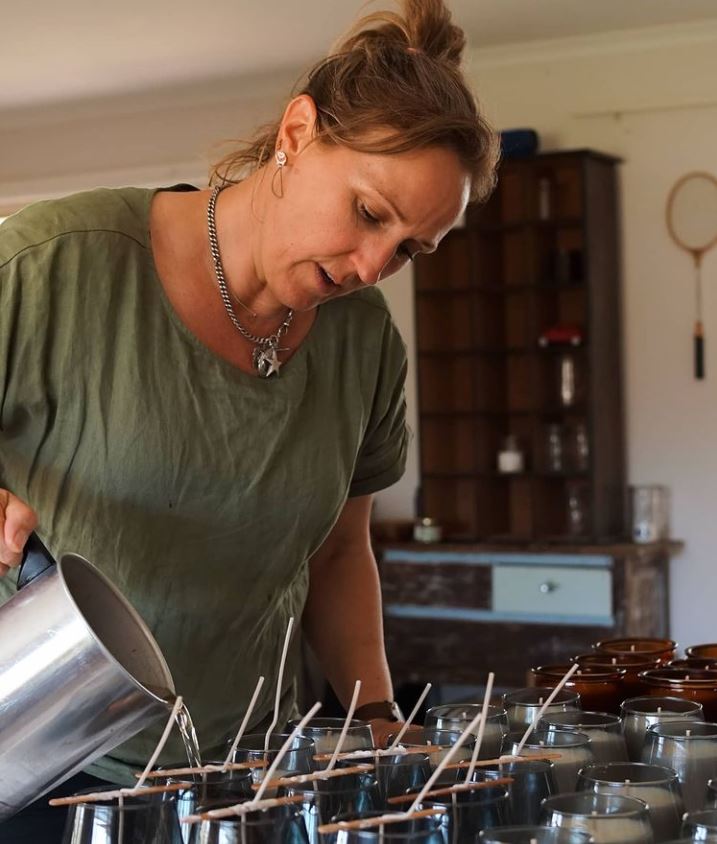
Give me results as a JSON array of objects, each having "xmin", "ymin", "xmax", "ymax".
[{"xmin": 666, "ymin": 172, "xmax": 717, "ymax": 379}]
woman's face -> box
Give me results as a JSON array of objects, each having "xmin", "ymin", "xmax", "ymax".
[{"xmin": 255, "ymin": 136, "xmax": 471, "ymax": 312}]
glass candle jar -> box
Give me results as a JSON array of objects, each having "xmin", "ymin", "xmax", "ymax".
[
  {"xmin": 539, "ymin": 711, "xmax": 629, "ymax": 763},
  {"xmin": 478, "ymin": 828, "xmax": 593, "ymax": 844},
  {"xmin": 642, "ymin": 721, "xmax": 717, "ymax": 813},
  {"xmin": 637, "ymin": 669, "xmax": 717, "ymax": 720},
  {"xmin": 576, "ymin": 762, "xmax": 685, "ymax": 842},
  {"xmin": 286, "ymin": 718, "xmax": 373, "ymax": 756},
  {"xmin": 574, "ymin": 653, "xmax": 661, "ymax": 699},
  {"xmin": 424, "ymin": 703, "xmax": 508, "ymax": 759},
  {"xmin": 503, "ymin": 687, "xmax": 581, "ymax": 732},
  {"xmin": 540, "ymin": 792, "xmax": 653, "ymax": 843},
  {"xmin": 424, "ymin": 783, "xmax": 513, "ymax": 844},
  {"xmin": 285, "ymin": 774, "xmax": 381, "ymax": 844},
  {"xmin": 594, "ymin": 638, "xmax": 677, "ymax": 663},
  {"xmin": 680, "ymin": 807, "xmax": 717, "ymax": 841},
  {"xmin": 531, "ymin": 665, "xmax": 627, "ymax": 715},
  {"xmin": 468, "ymin": 759, "xmax": 557, "ymax": 826},
  {"xmin": 620, "ymin": 697, "xmax": 705, "ymax": 762},
  {"xmin": 502, "ymin": 729, "xmax": 594, "ymax": 794},
  {"xmin": 686, "ymin": 644, "xmax": 717, "ymax": 660},
  {"xmin": 393, "ymin": 727, "xmax": 476, "ymax": 783}
]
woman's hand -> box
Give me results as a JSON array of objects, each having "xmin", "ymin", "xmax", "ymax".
[
  {"xmin": 0, "ymin": 489, "xmax": 37, "ymax": 576},
  {"xmin": 370, "ymin": 719, "xmax": 424, "ymax": 749}
]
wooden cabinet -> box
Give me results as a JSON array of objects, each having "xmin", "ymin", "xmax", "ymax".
[
  {"xmin": 414, "ymin": 150, "xmax": 625, "ymax": 542},
  {"xmin": 379, "ymin": 542, "xmax": 678, "ymax": 690}
]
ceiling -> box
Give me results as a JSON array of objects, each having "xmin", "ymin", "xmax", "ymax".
[{"xmin": 4, "ymin": 0, "xmax": 717, "ymax": 111}]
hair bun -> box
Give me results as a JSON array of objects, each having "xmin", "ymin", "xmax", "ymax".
[{"xmin": 335, "ymin": 0, "xmax": 466, "ymax": 68}]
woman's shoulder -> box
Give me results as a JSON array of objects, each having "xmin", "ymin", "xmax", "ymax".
[
  {"xmin": 320, "ymin": 287, "xmax": 407, "ymax": 362},
  {"xmin": 328, "ymin": 287, "xmax": 395, "ymax": 323},
  {"xmin": 0, "ymin": 186, "xmax": 155, "ymax": 266}
]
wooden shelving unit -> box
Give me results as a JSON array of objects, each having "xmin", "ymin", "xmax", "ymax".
[{"xmin": 414, "ymin": 150, "xmax": 626, "ymax": 543}]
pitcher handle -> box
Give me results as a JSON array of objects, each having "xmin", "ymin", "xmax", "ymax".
[{"xmin": 17, "ymin": 532, "xmax": 56, "ymax": 590}]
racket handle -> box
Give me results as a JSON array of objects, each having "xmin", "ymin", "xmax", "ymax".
[{"xmin": 695, "ymin": 322, "xmax": 705, "ymax": 379}]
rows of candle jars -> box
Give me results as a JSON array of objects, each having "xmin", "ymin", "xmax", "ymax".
[{"xmin": 55, "ymin": 638, "xmax": 717, "ymax": 843}]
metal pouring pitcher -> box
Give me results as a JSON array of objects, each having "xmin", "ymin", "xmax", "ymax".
[{"xmin": 0, "ymin": 533, "xmax": 176, "ymax": 821}]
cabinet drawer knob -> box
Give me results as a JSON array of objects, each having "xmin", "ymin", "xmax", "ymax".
[{"xmin": 539, "ymin": 581, "xmax": 559, "ymax": 594}]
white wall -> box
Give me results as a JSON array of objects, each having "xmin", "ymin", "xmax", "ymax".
[{"xmin": 2, "ymin": 21, "xmax": 717, "ymax": 646}]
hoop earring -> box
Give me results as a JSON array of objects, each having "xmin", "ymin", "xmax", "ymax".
[{"xmin": 272, "ymin": 145, "xmax": 287, "ymax": 198}]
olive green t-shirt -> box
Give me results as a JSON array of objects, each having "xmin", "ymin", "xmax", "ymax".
[{"xmin": 0, "ymin": 186, "xmax": 408, "ymax": 783}]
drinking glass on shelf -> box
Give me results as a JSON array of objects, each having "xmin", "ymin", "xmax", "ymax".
[
  {"xmin": 540, "ymin": 792, "xmax": 653, "ymax": 844},
  {"xmin": 576, "ymin": 762, "xmax": 685, "ymax": 842},
  {"xmin": 61, "ymin": 786, "xmax": 183, "ymax": 844}
]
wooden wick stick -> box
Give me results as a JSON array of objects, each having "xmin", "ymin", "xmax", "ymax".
[
  {"xmin": 386, "ymin": 682, "xmax": 432, "ymax": 751},
  {"xmin": 250, "ymin": 764, "xmax": 375, "ymax": 790},
  {"xmin": 464, "ymin": 672, "xmax": 494, "ymax": 784},
  {"xmin": 223, "ymin": 675, "xmax": 265, "ymax": 770},
  {"xmin": 326, "ymin": 679, "xmax": 362, "ymax": 771},
  {"xmin": 515, "ymin": 663, "xmax": 579, "ymax": 755},
  {"xmin": 133, "ymin": 695, "xmax": 185, "ymax": 791},
  {"xmin": 252, "ymin": 701, "xmax": 322, "ymax": 803},
  {"xmin": 313, "ymin": 744, "xmax": 443, "ymax": 763},
  {"xmin": 50, "ymin": 782, "xmax": 186, "ymax": 807},
  {"xmin": 441, "ymin": 752, "xmax": 562, "ymax": 772},
  {"xmin": 318, "ymin": 807, "xmax": 445, "ymax": 835},
  {"xmin": 387, "ymin": 776, "xmax": 515, "ymax": 805},
  {"xmin": 137, "ymin": 760, "xmax": 268, "ymax": 780},
  {"xmin": 183, "ymin": 794, "xmax": 305, "ymax": 823},
  {"xmin": 264, "ymin": 617, "xmax": 294, "ymax": 752}
]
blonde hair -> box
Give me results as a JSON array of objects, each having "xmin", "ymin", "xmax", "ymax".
[{"xmin": 210, "ymin": 0, "xmax": 499, "ymax": 202}]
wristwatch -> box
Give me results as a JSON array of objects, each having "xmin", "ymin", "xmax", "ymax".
[{"xmin": 353, "ymin": 700, "xmax": 404, "ymax": 722}]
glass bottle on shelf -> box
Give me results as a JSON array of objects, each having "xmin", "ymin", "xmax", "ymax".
[
  {"xmin": 559, "ymin": 354, "xmax": 576, "ymax": 407},
  {"xmin": 545, "ymin": 424, "xmax": 564, "ymax": 473},
  {"xmin": 573, "ymin": 421, "xmax": 590, "ymax": 472},
  {"xmin": 566, "ymin": 480, "xmax": 589, "ymax": 537}
]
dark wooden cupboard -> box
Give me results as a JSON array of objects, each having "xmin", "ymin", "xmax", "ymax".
[{"xmin": 414, "ymin": 150, "xmax": 625, "ymax": 542}]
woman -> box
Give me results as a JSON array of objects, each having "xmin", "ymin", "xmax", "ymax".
[{"xmin": 0, "ymin": 0, "xmax": 497, "ymax": 837}]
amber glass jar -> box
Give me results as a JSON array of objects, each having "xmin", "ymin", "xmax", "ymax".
[
  {"xmin": 637, "ymin": 668, "xmax": 717, "ymax": 720},
  {"xmin": 531, "ymin": 664, "xmax": 627, "ymax": 714},
  {"xmin": 594, "ymin": 638, "xmax": 677, "ymax": 663},
  {"xmin": 573, "ymin": 652, "xmax": 660, "ymax": 698},
  {"xmin": 669, "ymin": 657, "xmax": 717, "ymax": 671},
  {"xmin": 686, "ymin": 644, "xmax": 717, "ymax": 660}
]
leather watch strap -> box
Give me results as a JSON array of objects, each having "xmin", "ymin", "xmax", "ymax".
[{"xmin": 353, "ymin": 700, "xmax": 404, "ymax": 722}]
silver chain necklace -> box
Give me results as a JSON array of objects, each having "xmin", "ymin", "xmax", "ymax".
[{"xmin": 207, "ymin": 185, "xmax": 294, "ymax": 378}]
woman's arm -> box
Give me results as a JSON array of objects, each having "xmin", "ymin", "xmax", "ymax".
[{"xmin": 303, "ymin": 493, "xmax": 398, "ymax": 745}]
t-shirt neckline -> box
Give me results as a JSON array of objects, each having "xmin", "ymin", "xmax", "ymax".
[{"xmin": 142, "ymin": 185, "xmax": 324, "ymax": 387}]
